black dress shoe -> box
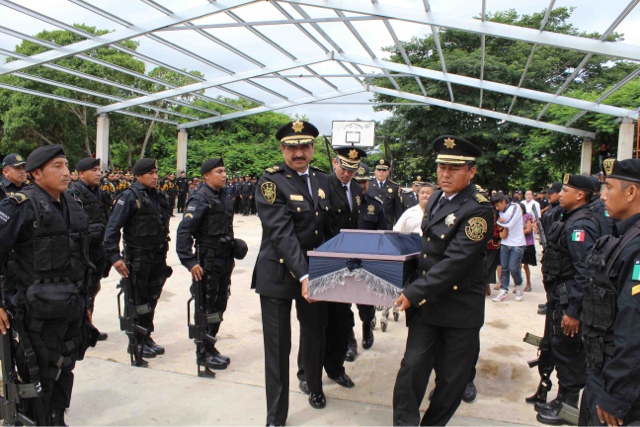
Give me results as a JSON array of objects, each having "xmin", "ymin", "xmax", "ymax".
[
  {"xmin": 97, "ymin": 332, "xmax": 108, "ymax": 341},
  {"xmin": 362, "ymin": 324, "xmax": 374, "ymax": 350},
  {"xmin": 308, "ymin": 392, "xmax": 326, "ymax": 409},
  {"xmin": 329, "ymin": 373, "xmax": 355, "ymax": 388},
  {"xmin": 145, "ymin": 337, "xmax": 165, "ymax": 355},
  {"xmin": 128, "ymin": 344, "xmax": 156, "ymax": 359},
  {"xmin": 538, "ymin": 303, "xmax": 547, "ymax": 309},
  {"xmin": 462, "ymin": 382, "xmax": 477, "ymax": 403},
  {"xmin": 299, "ymin": 380, "xmax": 309, "ymax": 394},
  {"xmin": 537, "ymin": 306, "xmax": 547, "ymax": 315},
  {"xmin": 345, "ymin": 345, "xmax": 357, "ymax": 362}
]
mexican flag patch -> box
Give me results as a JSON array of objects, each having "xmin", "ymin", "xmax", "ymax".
[
  {"xmin": 571, "ymin": 230, "xmax": 585, "ymax": 242},
  {"xmin": 633, "ymin": 260, "xmax": 640, "ymax": 281}
]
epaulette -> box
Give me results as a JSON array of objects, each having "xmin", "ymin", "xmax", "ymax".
[
  {"xmin": 310, "ymin": 165, "xmax": 326, "ymax": 173},
  {"xmin": 9, "ymin": 192, "xmax": 29, "ymax": 204},
  {"xmin": 474, "ymin": 193, "xmax": 489, "ymax": 204},
  {"xmin": 388, "ymin": 180, "xmax": 399, "ymax": 186},
  {"xmin": 265, "ymin": 165, "xmax": 281, "ymax": 174}
]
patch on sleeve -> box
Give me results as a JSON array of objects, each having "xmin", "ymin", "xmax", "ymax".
[
  {"xmin": 184, "ymin": 213, "xmax": 193, "ymax": 219},
  {"xmin": 186, "ymin": 205, "xmax": 196, "ymax": 211},
  {"xmin": 117, "ymin": 199, "xmax": 125, "ymax": 206},
  {"xmin": 571, "ymin": 230, "xmax": 585, "ymax": 242},
  {"xmin": 632, "ymin": 260, "xmax": 640, "ymax": 282},
  {"xmin": 465, "ymin": 217, "xmax": 487, "ymax": 241},
  {"xmin": 0, "ymin": 211, "xmax": 9, "ymax": 223},
  {"xmin": 261, "ymin": 182, "xmax": 276, "ymax": 204}
]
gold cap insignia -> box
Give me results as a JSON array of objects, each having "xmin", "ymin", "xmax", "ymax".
[
  {"xmin": 563, "ymin": 173, "xmax": 570, "ymax": 185},
  {"xmin": 16, "ymin": 155, "xmax": 24, "ymax": 161},
  {"xmin": 445, "ymin": 213, "xmax": 456, "ymax": 227},
  {"xmin": 261, "ymin": 182, "xmax": 277, "ymax": 204},
  {"xmin": 465, "ymin": 217, "xmax": 487, "ymax": 241},
  {"xmin": 348, "ymin": 149, "xmax": 359, "ymax": 160},
  {"xmin": 603, "ymin": 158, "xmax": 615, "ymax": 176},
  {"xmin": 318, "ymin": 188, "xmax": 325, "ymax": 199},
  {"xmin": 367, "ymin": 204, "xmax": 375, "ymax": 215},
  {"xmin": 444, "ymin": 138, "xmax": 456, "ymax": 149},
  {"xmin": 379, "ymin": 159, "xmax": 384, "ymax": 165},
  {"xmin": 292, "ymin": 120, "xmax": 304, "ymax": 133},
  {"xmin": 357, "ymin": 166, "xmax": 365, "ymax": 175},
  {"xmin": 417, "ymin": 176, "xmax": 422, "ymax": 181},
  {"xmin": 154, "ymin": 160, "xmax": 158, "ymax": 169}
]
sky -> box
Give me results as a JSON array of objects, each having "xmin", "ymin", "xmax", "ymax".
[{"xmin": 0, "ymin": 0, "xmax": 639, "ymax": 135}]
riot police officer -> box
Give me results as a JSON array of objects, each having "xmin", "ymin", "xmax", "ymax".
[
  {"xmin": 0, "ymin": 145, "xmax": 95, "ymax": 425},
  {"xmin": 536, "ymin": 174, "xmax": 602, "ymax": 425},
  {"xmin": 240, "ymin": 175, "xmax": 253, "ymax": 216},
  {"xmin": 103, "ymin": 158, "xmax": 172, "ymax": 361},
  {"xmin": 176, "ymin": 171, "xmax": 189, "ymax": 213},
  {"xmin": 579, "ymin": 158, "xmax": 640, "ymax": 426},
  {"xmin": 176, "ymin": 158, "xmax": 247, "ymax": 373},
  {"xmin": 537, "ymin": 182, "xmax": 563, "ymax": 316},
  {"xmin": 368, "ymin": 158, "xmax": 402, "ymax": 228},
  {"xmin": 67, "ymin": 157, "xmax": 112, "ymax": 341}
]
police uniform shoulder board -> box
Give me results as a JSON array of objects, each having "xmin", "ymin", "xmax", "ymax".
[
  {"xmin": 265, "ymin": 165, "xmax": 281, "ymax": 174},
  {"xmin": 474, "ymin": 193, "xmax": 489, "ymax": 204},
  {"xmin": 8, "ymin": 192, "xmax": 29, "ymax": 204}
]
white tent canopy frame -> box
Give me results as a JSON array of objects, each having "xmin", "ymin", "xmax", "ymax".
[{"xmin": 0, "ymin": 0, "xmax": 638, "ymax": 175}]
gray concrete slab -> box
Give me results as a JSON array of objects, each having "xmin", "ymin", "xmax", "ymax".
[{"xmin": 68, "ymin": 213, "xmax": 548, "ymax": 426}]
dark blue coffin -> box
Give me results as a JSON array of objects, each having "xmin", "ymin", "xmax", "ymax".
[{"xmin": 308, "ymin": 230, "xmax": 422, "ymax": 306}]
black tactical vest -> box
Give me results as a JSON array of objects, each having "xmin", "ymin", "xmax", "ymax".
[
  {"xmin": 583, "ymin": 224, "xmax": 640, "ymax": 372},
  {"xmin": 122, "ymin": 185, "xmax": 169, "ymax": 249},
  {"xmin": 13, "ymin": 187, "xmax": 89, "ymax": 286},
  {"xmin": 194, "ymin": 186, "xmax": 233, "ymax": 249},
  {"xmin": 541, "ymin": 208, "xmax": 592, "ymax": 284},
  {"xmin": 71, "ymin": 181, "xmax": 109, "ymax": 227}
]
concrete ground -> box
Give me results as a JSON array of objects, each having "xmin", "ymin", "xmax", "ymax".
[{"xmin": 68, "ymin": 213, "xmax": 549, "ymax": 426}]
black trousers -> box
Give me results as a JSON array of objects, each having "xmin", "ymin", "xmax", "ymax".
[
  {"xmin": 260, "ymin": 295, "xmax": 328, "ymax": 426},
  {"xmin": 198, "ymin": 255, "xmax": 234, "ymax": 353},
  {"xmin": 177, "ymin": 192, "xmax": 187, "ymax": 212},
  {"xmin": 130, "ymin": 249, "xmax": 170, "ymax": 334},
  {"xmin": 356, "ymin": 304, "xmax": 375, "ymax": 324},
  {"xmin": 241, "ymin": 195, "xmax": 251, "ymax": 215},
  {"xmin": 393, "ymin": 313, "xmax": 479, "ymax": 426}
]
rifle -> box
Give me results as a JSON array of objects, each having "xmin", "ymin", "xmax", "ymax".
[
  {"xmin": 116, "ymin": 262, "xmax": 152, "ymax": 368},
  {"xmin": 559, "ymin": 402, "xmax": 580, "ymax": 425},
  {"xmin": 187, "ymin": 246, "xmax": 219, "ymax": 378},
  {"xmin": 532, "ymin": 207, "xmax": 547, "ymax": 247},
  {"xmin": 0, "ymin": 275, "xmax": 45, "ymax": 426},
  {"xmin": 523, "ymin": 332, "xmax": 554, "ymax": 404}
]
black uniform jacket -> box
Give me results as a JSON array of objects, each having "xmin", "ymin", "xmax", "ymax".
[
  {"xmin": 402, "ymin": 183, "xmax": 494, "ymax": 329},
  {"xmin": 328, "ymin": 173, "xmax": 361, "ymax": 238},
  {"xmin": 252, "ymin": 163, "xmax": 332, "ymax": 300},
  {"xmin": 402, "ymin": 191, "xmax": 419, "ymax": 212},
  {"xmin": 368, "ymin": 179, "xmax": 402, "ymax": 227}
]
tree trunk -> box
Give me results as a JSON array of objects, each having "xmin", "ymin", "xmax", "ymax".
[{"xmin": 139, "ymin": 111, "xmax": 160, "ymax": 159}]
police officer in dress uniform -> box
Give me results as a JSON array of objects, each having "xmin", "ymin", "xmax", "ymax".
[
  {"xmin": 103, "ymin": 158, "xmax": 172, "ymax": 361},
  {"xmin": 535, "ymin": 174, "xmax": 603, "ymax": 425},
  {"xmin": 393, "ymin": 135, "xmax": 494, "ymax": 426},
  {"xmin": 176, "ymin": 171, "xmax": 189, "ymax": 213},
  {"xmin": 1, "ymin": 153, "xmax": 28, "ymax": 199},
  {"xmin": 163, "ymin": 173, "xmax": 178, "ymax": 216},
  {"xmin": 176, "ymin": 158, "xmax": 248, "ymax": 372},
  {"xmin": 402, "ymin": 177, "xmax": 423, "ymax": 212},
  {"xmin": 67, "ymin": 157, "xmax": 112, "ymax": 341},
  {"xmin": 252, "ymin": 120, "xmax": 333, "ymax": 425},
  {"xmin": 0, "ymin": 145, "xmax": 95, "ymax": 426},
  {"xmin": 240, "ymin": 175, "xmax": 253, "ymax": 216},
  {"xmin": 368, "ymin": 159, "xmax": 402, "ymax": 228},
  {"xmin": 579, "ymin": 158, "xmax": 640, "ymax": 426}
]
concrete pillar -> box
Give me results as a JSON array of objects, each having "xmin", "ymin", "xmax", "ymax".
[
  {"xmin": 96, "ymin": 113, "xmax": 110, "ymax": 171},
  {"xmin": 177, "ymin": 129, "xmax": 188, "ymax": 173},
  {"xmin": 617, "ymin": 118, "xmax": 635, "ymax": 160},
  {"xmin": 580, "ymin": 137, "xmax": 593, "ymax": 175}
]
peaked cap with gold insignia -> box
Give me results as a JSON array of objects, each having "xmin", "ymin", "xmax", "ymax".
[
  {"xmin": 355, "ymin": 162, "xmax": 372, "ymax": 180},
  {"xmin": 276, "ymin": 119, "xmax": 319, "ymax": 145},
  {"xmin": 334, "ymin": 146, "xmax": 367, "ymax": 171},
  {"xmin": 374, "ymin": 158, "xmax": 391, "ymax": 170},
  {"xmin": 2, "ymin": 153, "xmax": 27, "ymax": 169},
  {"xmin": 433, "ymin": 135, "xmax": 482, "ymax": 165}
]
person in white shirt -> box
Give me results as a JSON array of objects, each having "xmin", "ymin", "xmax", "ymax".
[
  {"xmin": 394, "ymin": 183, "xmax": 435, "ymax": 234},
  {"xmin": 492, "ymin": 194, "xmax": 526, "ymax": 302},
  {"xmin": 522, "ymin": 190, "xmax": 541, "ymax": 219}
]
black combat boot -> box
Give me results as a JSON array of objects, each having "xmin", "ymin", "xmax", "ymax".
[
  {"xmin": 50, "ymin": 409, "xmax": 68, "ymax": 426},
  {"xmin": 145, "ymin": 336, "xmax": 165, "ymax": 355},
  {"xmin": 362, "ymin": 321, "xmax": 374, "ymax": 350},
  {"xmin": 535, "ymin": 389, "xmax": 564, "ymax": 412},
  {"xmin": 536, "ymin": 391, "xmax": 580, "ymax": 425},
  {"xmin": 345, "ymin": 329, "xmax": 358, "ymax": 362},
  {"xmin": 212, "ymin": 347, "xmax": 231, "ymax": 365}
]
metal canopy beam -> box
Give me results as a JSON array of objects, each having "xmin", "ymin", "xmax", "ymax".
[
  {"xmin": 97, "ymin": 54, "xmax": 332, "ymax": 114},
  {"xmin": 335, "ymin": 53, "xmax": 639, "ymax": 119},
  {"xmin": 367, "ymin": 86, "xmax": 597, "ymax": 138},
  {"xmin": 178, "ymin": 88, "xmax": 365, "ymax": 129},
  {"xmin": 0, "ymin": 0, "xmax": 259, "ymax": 75},
  {"xmin": 280, "ymin": 0, "xmax": 640, "ymax": 62}
]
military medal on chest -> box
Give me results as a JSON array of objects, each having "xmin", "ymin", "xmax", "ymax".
[
  {"xmin": 445, "ymin": 213, "xmax": 456, "ymax": 227},
  {"xmin": 355, "ymin": 195, "xmax": 361, "ymax": 206}
]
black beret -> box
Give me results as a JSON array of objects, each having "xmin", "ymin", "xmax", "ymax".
[
  {"xmin": 588, "ymin": 176, "xmax": 602, "ymax": 192},
  {"xmin": 76, "ymin": 157, "xmax": 100, "ymax": 172},
  {"xmin": 355, "ymin": 162, "xmax": 371, "ymax": 180},
  {"xmin": 603, "ymin": 158, "xmax": 640, "ymax": 184},
  {"xmin": 276, "ymin": 120, "xmax": 319, "ymax": 145},
  {"xmin": 25, "ymin": 145, "xmax": 66, "ymax": 172},
  {"xmin": 133, "ymin": 158, "xmax": 158, "ymax": 176},
  {"xmin": 374, "ymin": 158, "xmax": 391, "ymax": 170},
  {"xmin": 201, "ymin": 158, "xmax": 224, "ymax": 175},
  {"xmin": 563, "ymin": 174, "xmax": 594, "ymax": 192},
  {"xmin": 432, "ymin": 135, "xmax": 482, "ymax": 164},
  {"xmin": 2, "ymin": 153, "xmax": 26, "ymax": 169},
  {"xmin": 334, "ymin": 146, "xmax": 367, "ymax": 171}
]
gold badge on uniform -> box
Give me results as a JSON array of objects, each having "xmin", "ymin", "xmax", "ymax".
[
  {"xmin": 388, "ymin": 188, "xmax": 393, "ymax": 193},
  {"xmin": 318, "ymin": 188, "xmax": 325, "ymax": 199},
  {"xmin": 292, "ymin": 119, "xmax": 304, "ymax": 133},
  {"xmin": 367, "ymin": 204, "xmax": 375, "ymax": 215},
  {"xmin": 465, "ymin": 217, "xmax": 487, "ymax": 241},
  {"xmin": 603, "ymin": 158, "xmax": 615, "ymax": 176},
  {"xmin": 355, "ymin": 195, "xmax": 361, "ymax": 206},
  {"xmin": 444, "ymin": 138, "xmax": 456, "ymax": 149},
  {"xmin": 563, "ymin": 173, "xmax": 570, "ymax": 184},
  {"xmin": 261, "ymin": 182, "xmax": 277, "ymax": 204},
  {"xmin": 445, "ymin": 213, "xmax": 456, "ymax": 227}
]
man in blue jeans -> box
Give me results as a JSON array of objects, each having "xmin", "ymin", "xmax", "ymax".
[{"xmin": 492, "ymin": 194, "xmax": 526, "ymax": 301}]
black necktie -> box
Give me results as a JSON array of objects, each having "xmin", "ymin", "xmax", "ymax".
[
  {"xmin": 431, "ymin": 197, "xmax": 448, "ymax": 215},
  {"xmin": 343, "ymin": 185, "xmax": 352, "ymax": 210},
  {"xmin": 300, "ymin": 174, "xmax": 311, "ymax": 196}
]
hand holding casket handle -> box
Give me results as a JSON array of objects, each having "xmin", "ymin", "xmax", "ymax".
[{"xmin": 395, "ymin": 294, "xmax": 411, "ymax": 311}]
